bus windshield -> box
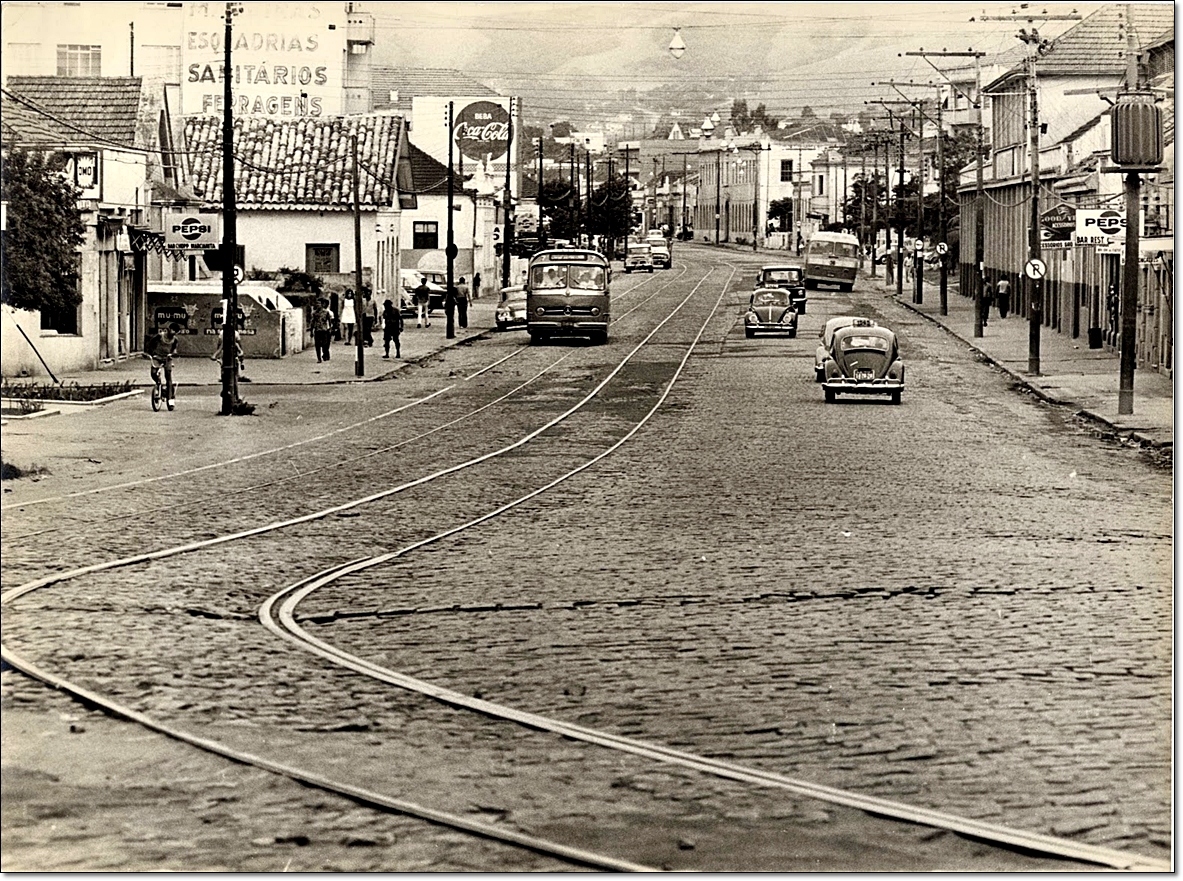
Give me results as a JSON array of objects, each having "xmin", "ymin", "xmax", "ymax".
[
  {"xmin": 530, "ymin": 264, "xmax": 606, "ymax": 291},
  {"xmin": 809, "ymin": 241, "xmax": 860, "ymax": 260}
]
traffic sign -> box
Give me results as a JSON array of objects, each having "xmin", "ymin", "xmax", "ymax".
[
  {"xmin": 232, "ymin": 265, "xmax": 245, "ymax": 285},
  {"xmin": 492, "ymin": 225, "xmax": 502, "ymax": 243},
  {"xmin": 936, "ymin": 242, "xmax": 948, "ymax": 255},
  {"xmin": 914, "ymin": 240, "xmax": 924, "ymax": 252},
  {"xmin": 1024, "ymin": 258, "xmax": 1047, "ymax": 280}
]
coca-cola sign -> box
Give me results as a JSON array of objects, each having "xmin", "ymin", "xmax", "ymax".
[{"xmin": 454, "ymin": 101, "xmax": 510, "ymax": 162}]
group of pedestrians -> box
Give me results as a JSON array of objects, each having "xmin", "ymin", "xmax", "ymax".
[
  {"xmin": 978, "ymin": 274, "xmax": 1012, "ymax": 326},
  {"xmin": 410, "ymin": 274, "xmax": 474, "ymax": 330},
  {"xmin": 311, "ymin": 287, "xmax": 404, "ymax": 363}
]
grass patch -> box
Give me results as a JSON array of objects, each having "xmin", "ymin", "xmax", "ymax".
[
  {"xmin": 1, "ymin": 380, "xmax": 134, "ymax": 403},
  {"xmin": 1, "ymin": 459, "xmax": 50, "ymax": 480}
]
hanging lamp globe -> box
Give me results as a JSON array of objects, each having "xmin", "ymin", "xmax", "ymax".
[{"xmin": 668, "ymin": 28, "xmax": 686, "ymax": 59}]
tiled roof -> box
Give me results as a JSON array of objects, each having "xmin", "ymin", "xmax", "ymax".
[
  {"xmin": 5, "ymin": 76, "xmax": 144, "ymax": 148},
  {"xmin": 405, "ymin": 141, "xmax": 460, "ymax": 196},
  {"xmin": 371, "ymin": 68, "xmax": 499, "ymax": 111},
  {"xmin": 182, "ymin": 115, "xmax": 404, "ymax": 210},
  {"xmin": 1031, "ymin": 3, "xmax": 1175, "ymax": 76},
  {"xmin": 0, "ymin": 89, "xmax": 80, "ymax": 147}
]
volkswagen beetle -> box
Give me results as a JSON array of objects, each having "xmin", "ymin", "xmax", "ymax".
[
  {"xmin": 821, "ymin": 319, "xmax": 904, "ymax": 403},
  {"xmin": 755, "ymin": 264, "xmax": 807, "ymax": 313},
  {"xmin": 815, "ymin": 315, "xmax": 876, "ymax": 381},
  {"xmin": 744, "ymin": 288, "xmax": 799, "ymax": 339}
]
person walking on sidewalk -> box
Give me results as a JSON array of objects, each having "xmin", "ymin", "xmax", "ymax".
[
  {"xmin": 885, "ymin": 249, "xmax": 895, "ymax": 284},
  {"xmin": 456, "ymin": 276, "xmax": 470, "ymax": 329},
  {"xmin": 339, "ymin": 289, "xmax": 356, "ymax": 344},
  {"xmin": 980, "ymin": 278, "xmax": 993, "ymax": 328},
  {"xmin": 362, "ymin": 289, "xmax": 379, "ymax": 346},
  {"xmin": 382, "ymin": 298, "xmax": 403, "ymax": 359},
  {"xmin": 311, "ymin": 297, "xmax": 334, "ymax": 362},
  {"xmin": 413, "ymin": 277, "xmax": 432, "ymax": 328},
  {"xmin": 995, "ymin": 275, "xmax": 1011, "ymax": 319}
]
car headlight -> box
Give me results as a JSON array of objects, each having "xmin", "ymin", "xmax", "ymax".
[
  {"xmin": 535, "ymin": 307, "xmax": 546, "ymax": 315},
  {"xmin": 591, "ymin": 306, "xmax": 601, "ymax": 316},
  {"xmin": 745, "ymin": 312, "xmax": 757, "ymax": 323}
]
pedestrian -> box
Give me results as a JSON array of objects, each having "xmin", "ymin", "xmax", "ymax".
[
  {"xmin": 413, "ymin": 277, "xmax": 432, "ymax": 328},
  {"xmin": 981, "ymin": 277, "xmax": 993, "ymax": 327},
  {"xmin": 796, "ymin": 231, "xmax": 803, "ymax": 255},
  {"xmin": 445, "ymin": 280, "xmax": 458, "ymax": 332},
  {"xmin": 340, "ymin": 289, "xmax": 356, "ymax": 344},
  {"xmin": 330, "ymin": 291, "xmax": 341, "ymax": 340},
  {"xmin": 382, "ymin": 298, "xmax": 403, "ymax": 358},
  {"xmin": 210, "ymin": 328, "xmax": 249, "ymax": 381},
  {"xmin": 456, "ymin": 276, "xmax": 470, "ymax": 329},
  {"xmin": 311, "ymin": 296, "xmax": 334, "ymax": 362},
  {"xmin": 472, "ymin": 271, "xmax": 481, "ymax": 300},
  {"xmin": 903, "ymin": 249, "xmax": 914, "ymax": 282},
  {"xmin": 885, "ymin": 249, "xmax": 895, "ymax": 284},
  {"xmin": 995, "ymin": 275, "xmax": 1011, "ymax": 319},
  {"xmin": 362, "ymin": 289, "xmax": 378, "ymax": 346}
]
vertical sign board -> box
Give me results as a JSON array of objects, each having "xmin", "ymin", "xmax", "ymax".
[
  {"xmin": 181, "ymin": 3, "xmax": 346, "ymax": 118},
  {"xmin": 411, "ymin": 96, "xmax": 520, "ymax": 198}
]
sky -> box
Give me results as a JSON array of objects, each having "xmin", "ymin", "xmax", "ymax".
[{"xmin": 361, "ymin": 1, "xmax": 1106, "ymax": 124}]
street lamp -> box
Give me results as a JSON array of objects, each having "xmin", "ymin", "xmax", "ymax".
[{"xmin": 668, "ymin": 28, "xmax": 686, "ymax": 59}]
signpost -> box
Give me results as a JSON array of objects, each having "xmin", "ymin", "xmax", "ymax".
[{"xmin": 1024, "ymin": 258, "xmax": 1047, "ymax": 280}]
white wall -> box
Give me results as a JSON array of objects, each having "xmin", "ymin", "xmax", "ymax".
[{"xmin": 237, "ymin": 209, "xmax": 374, "ymax": 275}]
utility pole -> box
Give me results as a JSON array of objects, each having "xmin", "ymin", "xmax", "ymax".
[
  {"xmin": 569, "ymin": 142, "xmax": 577, "ymax": 243},
  {"xmin": 446, "ymin": 101, "xmax": 456, "ymax": 340},
  {"xmin": 870, "ymin": 136, "xmax": 880, "ymax": 276},
  {"xmin": 219, "ymin": 1, "xmax": 239, "ymax": 414},
  {"xmin": 937, "ymin": 83, "xmax": 947, "ymax": 315},
  {"xmin": 681, "ymin": 152, "xmax": 688, "ymax": 238},
  {"xmin": 715, "ymin": 149, "xmax": 721, "ymax": 244},
  {"xmin": 1024, "ymin": 48, "xmax": 1042, "ymax": 373},
  {"xmin": 905, "ymin": 49, "xmax": 989, "ymax": 331},
  {"xmin": 914, "ymin": 106, "xmax": 924, "ymax": 305},
  {"xmin": 859, "ymin": 143, "xmax": 867, "ymax": 270},
  {"xmin": 501, "ymin": 98, "xmax": 514, "ymax": 289},
  {"xmin": 897, "ymin": 120, "xmax": 906, "ymax": 302},
  {"xmin": 537, "ymin": 135, "xmax": 547, "ymax": 249},
  {"xmin": 351, "ymin": 131, "xmax": 365, "ymax": 375}
]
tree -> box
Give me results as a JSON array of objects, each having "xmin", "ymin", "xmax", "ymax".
[
  {"xmin": 1, "ymin": 148, "xmax": 85, "ymax": 321},
  {"xmin": 730, "ymin": 99, "xmax": 751, "ymax": 133},
  {"xmin": 800, "ymin": 105, "xmax": 817, "ymax": 119},
  {"xmin": 751, "ymin": 103, "xmax": 779, "ymax": 131},
  {"xmin": 540, "ymin": 178, "xmax": 578, "ymax": 241},
  {"xmin": 768, "ymin": 197, "xmax": 794, "ymax": 232},
  {"xmin": 584, "ymin": 174, "xmax": 632, "ymax": 242}
]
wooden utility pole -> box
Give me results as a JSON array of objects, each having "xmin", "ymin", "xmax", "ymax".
[
  {"xmin": 219, "ymin": 2, "xmax": 239, "ymax": 414},
  {"xmin": 501, "ymin": 98, "xmax": 514, "ymax": 289},
  {"xmin": 446, "ymin": 101, "xmax": 455, "ymax": 340},
  {"xmin": 352, "ymin": 131, "xmax": 365, "ymax": 375},
  {"xmin": 1025, "ymin": 51, "xmax": 1042, "ymax": 374}
]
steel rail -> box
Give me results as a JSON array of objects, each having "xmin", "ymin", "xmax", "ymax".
[
  {"xmin": 0, "ymin": 575, "xmax": 657, "ymax": 874},
  {"xmin": 3, "ymin": 263, "xmax": 682, "ymax": 520},
  {"xmin": 260, "ymin": 264, "xmax": 1167, "ymax": 874},
  {"xmin": 0, "ymin": 262, "xmax": 727, "ymax": 605}
]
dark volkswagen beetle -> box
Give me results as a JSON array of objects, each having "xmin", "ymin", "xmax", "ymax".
[
  {"xmin": 821, "ymin": 319, "xmax": 904, "ymax": 404},
  {"xmin": 744, "ymin": 288, "xmax": 799, "ymax": 338}
]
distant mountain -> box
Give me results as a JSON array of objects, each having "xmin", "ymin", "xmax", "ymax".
[{"xmin": 368, "ymin": 2, "xmax": 1100, "ymax": 131}]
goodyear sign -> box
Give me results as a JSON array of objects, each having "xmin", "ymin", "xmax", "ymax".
[
  {"xmin": 163, "ymin": 213, "xmax": 220, "ymax": 251},
  {"xmin": 1040, "ymin": 204, "xmax": 1076, "ymax": 242}
]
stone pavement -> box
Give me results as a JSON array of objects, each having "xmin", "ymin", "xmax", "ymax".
[
  {"xmin": 49, "ymin": 297, "xmax": 500, "ymax": 389},
  {"xmin": 877, "ymin": 272, "xmax": 1173, "ymax": 450}
]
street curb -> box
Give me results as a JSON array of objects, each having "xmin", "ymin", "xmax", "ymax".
[{"xmin": 892, "ymin": 294, "xmax": 1171, "ymax": 451}]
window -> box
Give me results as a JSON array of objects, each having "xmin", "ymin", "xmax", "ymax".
[
  {"xmin": 780, "ymin": 159, "xmax": 793, "ymax": 182},
  {"xmin": 56, "ymin": 44, "xmax": 102, "ymax": 76},
  {"xmin": 816, "ymin": 175, "xmax": 824, "ymax": 195},
  {"xmin": 413, "ymin": 221, "xmax": 438, "ymax": 250},
  {"xmin": 306, "ymin": 244, "xmax": 340, "ymax": 275}
]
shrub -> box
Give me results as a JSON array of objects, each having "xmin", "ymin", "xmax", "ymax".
[{"xmin": 1, "ymin": 380, "xmax": 133, "ymax": 402}]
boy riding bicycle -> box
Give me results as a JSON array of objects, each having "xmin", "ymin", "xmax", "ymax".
[{"xmin": 145, "ymin": 322, "xmax": 180, "ymax": 410}]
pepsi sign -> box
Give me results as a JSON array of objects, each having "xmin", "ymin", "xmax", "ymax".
[{"xmin": 163, "ymin": 212, "xmax": 220, "ymax": 250}]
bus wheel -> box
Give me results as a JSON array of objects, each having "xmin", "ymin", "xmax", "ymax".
[
  {"xmin": 591, "ymin": 330, "xmax": 608, "ymax": 345},
  {"xmin": 841, "ymin": 283, "xmax": 854, "ymax": 293},
  {"xmin": 528, "ymin": 330, "xmax": 543, "ymax": 345},
  {"xmin": 804, "ymin": 279, "xmax": 818, "ymax": 290}
]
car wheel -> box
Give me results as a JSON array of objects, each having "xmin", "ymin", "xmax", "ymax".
[
  {"xmin": 789, "ymin": 328, "xmax": 797, "ymax": 339},
  {"xmin": 744, "ymin": 328, "xmax": 754, "ymax": 339},
  {"xmin": 804, "ymin": 279, "xmax": 818, "ymax": 290},
  {"xmin": 797, "ymin": 302, "xmax": 806, "ymax": 315},
  {"xmin": 624, "ymin": 268, "xmax": 631, "ymax": 273},
  {"xmin": 496, "ymin": 321, "xmax": 507, "ymax": 332},
  {"xmin": 815, "ymin": 368, "xmax": 824, "ymax": 383},
  {"xmin": 824, "ymin": 388, "xmax": 836, "ymax": 403},
  {"xmin": 890, "ymin": 391, "xmax": 902, "ymax": 405},
  {"xmin": 840, "ymin": 283, "xmax": 854, "ymax": 293}
]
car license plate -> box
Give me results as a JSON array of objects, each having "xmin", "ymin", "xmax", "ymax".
[{"xmin": 855, "ymin": 368, "xmax": 874, "ymax": 381}]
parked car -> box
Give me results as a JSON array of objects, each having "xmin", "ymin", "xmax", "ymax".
[
  {"xmin": 820, "ymin": 319, "xmax": 904, "ymax": 404},
  {"xmin": 650, "ymin": 241, "xmax": 672, "ymax": 269},
  {"xmin": 624, "ymin": 243, "xmax": 655, "ymax": 273},
  {"xmin": 815, "ymin": 316, "xmax": 876, "ymax": 381},
  {"xmin": 744, "ymin": 288, "xmax": 799, "ymax": 339},
  {"xmin": 400, "ymin": 270, "xmax": 447, "ymax": 313},
  {"xmin": 495, "ymin": 285, "xmax": 528, "ymax": 331},
  {"xmin": 755, "ymin": 264, "xmax": 807, "ymax": 314}
]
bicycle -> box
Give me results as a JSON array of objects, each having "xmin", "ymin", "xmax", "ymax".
[{"xmin": 148, "ymin": 354, "xmax": 175, "ymax": 411}]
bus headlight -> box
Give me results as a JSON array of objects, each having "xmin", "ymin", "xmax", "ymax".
[{"xmin": 535, "ymin": 307, "xmax": 546, "ymax": 315}]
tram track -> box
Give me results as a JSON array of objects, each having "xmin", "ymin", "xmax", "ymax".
[
  {"xmin": 2, "ymin": 247, "xmax": 1167, "ymax": 871},
  {"xmin": 1, "ymin": 265, "xmax": 687, "ymax": 547}
]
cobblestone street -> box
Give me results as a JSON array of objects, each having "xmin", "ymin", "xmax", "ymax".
[{"xmin": 2, "ymin": 246, "xmax": 1172, "ymax": 871}]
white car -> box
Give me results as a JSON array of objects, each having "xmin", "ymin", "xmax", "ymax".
[{"xmin": 495, "ymin": 286, "xmax": 528, "ymax": 331}]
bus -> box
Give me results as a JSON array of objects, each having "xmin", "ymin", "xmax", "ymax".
[
  {"xmin": 803, "ymin": 231, "xmax": 861, "ymax": 293},
  {"xmin": 525, "ymin": 249, "xmax": 611, "ymax": 344}
]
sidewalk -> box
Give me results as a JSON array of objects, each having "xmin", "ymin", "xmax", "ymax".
[
  {"xmin": 51, "ymin": 298, "xmax": 500, "ymax": 389},
  {"xmin": 878, "ymin": 271, "xmax": 1173, "ymax": 450}
]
